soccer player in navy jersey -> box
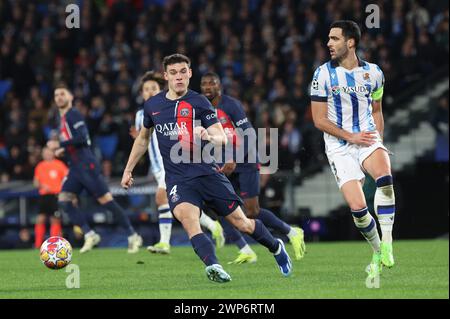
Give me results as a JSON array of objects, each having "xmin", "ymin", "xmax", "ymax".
[
  {"xmin": 122, "ymin": 54, "xmax": 292, "ymax": 282},
  {"xmin": 132, "ymin": 71, "xmax": 225, "ymax": 254},
  {"xmin": 200, "ymin": 72, "xmax": 306, "ymax": 261},
  {"xmin": 47, "ymin": 84, "xmax": 143, "ymax": 254}
]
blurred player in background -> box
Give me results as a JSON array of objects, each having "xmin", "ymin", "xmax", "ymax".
[
  {"xmin": 33, "ymin": 146, "xmax": 68, "ymax": 248},
  {"xmin": 47, "ymin": 84, "xmax": 143, "ymax": 254},
  {"xmin": 310, "ymin": 21, "xmax": 396, "ymax": 280},
  {"xmin": 200, "ymin": 72, "xmax": 306, "ymax": 261},
  {"xmin": 122, "ymin": 54, "xmax": 292, "ymax": 282},
  {"xmin": 132, "ymin": 71, "xmax": 225, "ymax": 254}
]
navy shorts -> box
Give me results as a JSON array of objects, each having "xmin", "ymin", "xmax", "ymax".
[
  {"xmin": 166, "ymin": 173, "xmax": 243, "ymax": 217},
  {"xmin": 61, "ymin": 163, "xmax": 110, "ymax": 199},
  {"xmin": 228, "ymin": 170, "xmax": 260, "ymax": 199}
]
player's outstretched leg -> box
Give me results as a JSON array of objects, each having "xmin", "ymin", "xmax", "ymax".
[
  {"xmin": 256, "ymin": 208, "xmax": 306, "ymax": 260},
  {"xmin": 175, "ymin": 202, "xmax": 231, "ymax": 283},
  {"xmin": 147, "ymin": 204, "xmax": 172, "ymax": 254},
  {"xmin": 220, "ymin": 218, "xmax": 257, "ymax": 264},
  {"xmin": 352, "ymin": 207, "xmax": 382, "ymax": 278},
  {"xmin": 227, "ymin": 209, "xmax": 292, "ymax": 276},
  {"xmin": 199, "ymin": 212, "xmax": 225, "ymax": 249},
  {"xmin": 374, "ymin": 175, "xmax": 396, "ymax": 268},
  {"xmin": 101, "ymin": 199, "xmax": 142, "ymax": 253},
  {"xmin": 191, "ymin": 233, "xmax": 231, "ymax": 283}
]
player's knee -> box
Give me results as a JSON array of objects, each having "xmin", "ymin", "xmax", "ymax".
[
  {"xmin": 97, "ymin": 193, "xmax": 113, "ymax": 205},
  {"xmin": 233, "ymin": 217, "xmax": 254, "ymax": 234},
  {"xmin": 58, "ymin": 192, "xmax": 76, "ymax": 202},
  {"xmin": 36, "ymin": 214, "xmax": 46, "ymax": 224},
  {"xmin": 155, "ymin": 189, "xmax": 168, "ymax": 206},
  {"xmin": 244, "ymin": 203, "xmax": 260, "ymax": 219}
]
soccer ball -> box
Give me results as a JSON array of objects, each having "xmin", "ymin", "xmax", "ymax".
[{"xmin": 39, "ymin": 236, "xmax": 72, "ymax": 270}]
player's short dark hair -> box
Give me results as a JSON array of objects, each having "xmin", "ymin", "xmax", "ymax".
[
  {"xmin": 162, "ymin": 53, "xmax": 191, "ymax": 70},
  {"xmin": 330, "ymin": 20, "xmax": 361, "ymax": 48},
  {"xmin": 54, "ymin": 82, "xmax": 72, "ymax": 93},
  {"xmin": 139, "ymin": 71, "xmax": 165, "ymax": 92},
  {"xmin": 201, "ymin": 72, "xmax": 221, "ymax": 83}
]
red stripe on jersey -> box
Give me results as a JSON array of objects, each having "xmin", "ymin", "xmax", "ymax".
[
  {"xmin": 60, "ymin": 115, "xmax": 76, "ymax": 157},
  {"xmin": 217, "ymin": 108, "xmax": 240, "ymax": 147},
  {"xmin": 177, "ymin": 101, "xmax": 194, "ymax": 151}
]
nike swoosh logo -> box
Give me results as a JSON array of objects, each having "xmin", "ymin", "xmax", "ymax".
[
  {"xmin": 228, "ymin": 202, "xmax": 235, "ymax": 209},
  {"xmin": 152, "ymin": 112, "xmax": 161, "ymax": 115}
]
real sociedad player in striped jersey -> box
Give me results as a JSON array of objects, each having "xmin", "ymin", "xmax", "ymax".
[
  {"xmin": 132, "ymin": 71, "xmax": 225, "ymax": 254},
  {"xmin": 122, "ymin": 54, "xmax": 292, "ymax": 282},
  {"xmin": 310, "ymin": 21, "xmax": 396, "ymax": 280},
  {"xmin": 200, "ymin": 72, "xmax": 306, "ymax": 262}
]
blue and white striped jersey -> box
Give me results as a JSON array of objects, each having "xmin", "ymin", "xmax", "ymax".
[
  {"xmin": 310, "ymin": 58, "xmax": 384, "ymax": 151},
  {"xmin": 135, "ymin": 109, "xmax": 164, "ymax": 174}
]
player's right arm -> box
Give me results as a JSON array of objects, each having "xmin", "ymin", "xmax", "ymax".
[
  {"xmin": 121, "ymin": 105, "xmax": 154, "ymax": 189},
  {"xmin": 311, "ymin": 100, "xmax": 376, "ymax": 146},
  {"xmin": 310, "ymin": 66, "xmax": 376, "ymax": 147}
]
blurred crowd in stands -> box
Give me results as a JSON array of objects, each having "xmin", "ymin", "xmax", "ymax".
[{"xmin": 0, "ymin": 0, "xmax": 448, "ymax": 182}]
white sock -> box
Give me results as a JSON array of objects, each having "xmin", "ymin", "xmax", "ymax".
[
  {"xmin": 199, "ymin": 212, "xmax": 217, "ymax": 232},
  {"xmin": 158, "ymin": 204, "xmax": 172, "ymax": 245},
  {"xmin": 352, "ymin": 208, "xmax": 381, "ymax": 253},
  {"xmin": 240, "ymin": 244, "xmax": 254, "ymax": 255},
  {"xmin": 287, "ymin": 227, "xmax": 297, "ymax": 239},
  {"xmin": 374, "ymin": 177, "xmax": 396, "ymax": 244}
]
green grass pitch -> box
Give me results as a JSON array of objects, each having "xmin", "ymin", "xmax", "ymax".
[{"xmin": 0, "ymin": 239, "xmax": 447, "ymax": 299}]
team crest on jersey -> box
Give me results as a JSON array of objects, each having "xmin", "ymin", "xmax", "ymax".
[
  {"xmin": 364, "ymin": 73, "xmax": 370, "ymax": 81},
  {"xmin": 171, "ymin": 194, "xmax": 180, "ymax": 203},
  {"xmin": 180, "ymin": 108, "xmax": 190, "ymax": 116},
  {"xmin": 331, "ymin": 86, "xmax": 341, "ymax": 95}
]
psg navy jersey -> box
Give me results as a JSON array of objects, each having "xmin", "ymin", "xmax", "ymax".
[
  {"xmin": 58, "ymin": 107, "xmax": 98, "ymax": 167},
  {"xmin": 216, "ymin": 94, "xmax": 259, "ymax": 172},
  {"xmin": 143, "ymin": 89, "xmax": 220, "ymax": 184}
]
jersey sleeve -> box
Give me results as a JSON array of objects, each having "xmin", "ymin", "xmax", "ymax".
[
  {"xmin": 60, "ymin": 111, "xmax": 91, "ymax": 148},
  {"xmin": 228, "ymin": 99, "xmax": 253, "ymax": 131},
  {"xmin": 197, "ymin": 95, "xmax": 219, "ymax": 128},
  {"xmin": 310, "ymin": 65, "xmax": 328, "ymax": 102},
  {"xmin": 371, "ymin": 65, "xmax": 385, "ymax": 101},
  {"xmin": 135, "ymin": 109, "xmax": 144, "ymax": 131},
  {"xmin": 143, "ymin": 100, "xmax": 154, "ymax": 129}
]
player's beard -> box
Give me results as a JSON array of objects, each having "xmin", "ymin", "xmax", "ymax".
[{"xmin": 333, "ymin": 46, "xmax": 349, "ymax": 63}]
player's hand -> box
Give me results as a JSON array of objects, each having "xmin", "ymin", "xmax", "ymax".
[
  {"xmin": 54, "ymin": 148, "xmax": 65, "ymax": 158},
  {"xmin": 129, "ymin": 126, "xmax": 139, "ymax": 139},
  {"xmin": 348, "ymin": 131, "xmax": 377, "ymax": 146},
  {"xmin": 219, "ymin": 162, "xmax": 236, "ymax": 175},
  {"xmin": 47, "ymin": 140, "xmax": 60, "ymax": 150},
  {"xmin": 194, "ymin": 126, "xmax": 210, "ymax": 141},
  {"xmin": 121, "ymin": 170, "xmax": 134, "ymax": 189}
]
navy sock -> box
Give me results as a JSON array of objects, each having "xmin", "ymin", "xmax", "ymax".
[
  {"xmin": 250, "ymin": 219, "xmax": 279, "ymax": 254},
  {"xmin": 221, "ymin": 218, "xmax": 247, "ymax": 249},
  {"xmin": 190, "ymin": 233, "xmax": 218, "ymax": 266},
  {"xmin": 59, "ymin": 201, "xmax": 90, "ymax": 234},
  {"xmin": 102, "ymin": 200, "xmax": 135, "ymax": 236},
  {"xmin": 257, "ymin": 208, "xmax": 290, "ymax": 235}
]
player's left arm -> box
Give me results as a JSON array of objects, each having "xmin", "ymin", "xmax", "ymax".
[
  {"xmin": 195, "ymin": 123, "xmax": 228, "ymax": 146},
  {"xmin": 371, "ymin": 66, "xmax": 385, "ymax": 140},
  {"xmin": 196, "ymin": 97, "xmax": 227, "ymax": 146}
]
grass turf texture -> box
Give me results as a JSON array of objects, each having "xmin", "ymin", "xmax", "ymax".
[{"xmin": 0, "ymin": 239, "xmax": 447, "ymax": 299}]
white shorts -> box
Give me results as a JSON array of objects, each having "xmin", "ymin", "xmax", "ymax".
[
  {"xmin": 153, "ymin": 169, "xmax": 166, "ymax": 189},
  {"xmin": 326, "ymin": 138, "xmax": 388, "ymax": 189}
]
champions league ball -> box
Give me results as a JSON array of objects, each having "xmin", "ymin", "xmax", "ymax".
[{"xmin": 39, "ymin": 236, "xmax": 72, "ymax": 270}]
